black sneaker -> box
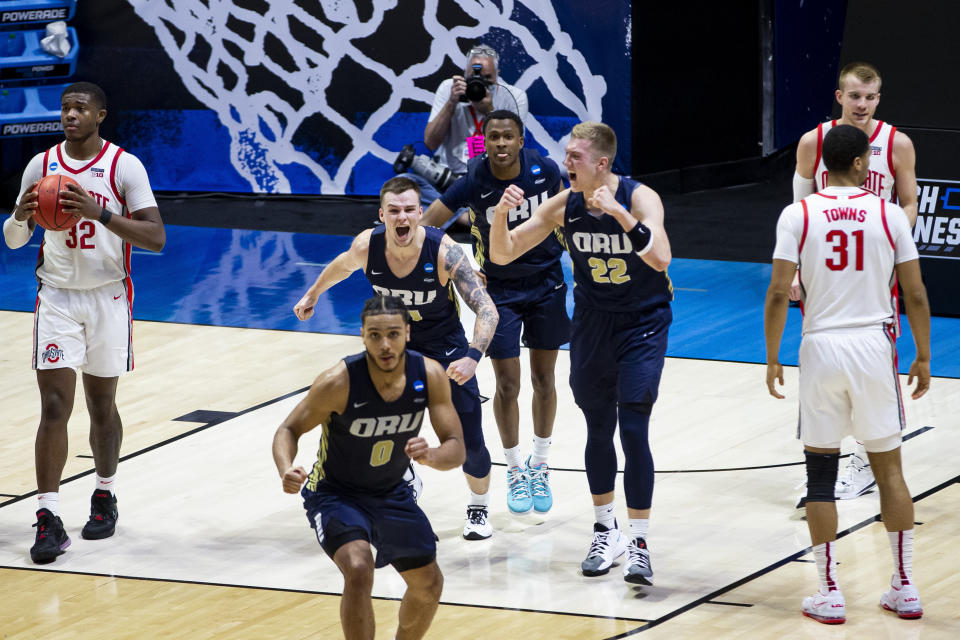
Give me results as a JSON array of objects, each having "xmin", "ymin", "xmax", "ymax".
[
  {"xmin": 31, "ymin": 508, "xmax": 71, "ymax": 564},
  {"xmin": 81, "ymin": 490, "xmax": 118, "ymax": 540}
]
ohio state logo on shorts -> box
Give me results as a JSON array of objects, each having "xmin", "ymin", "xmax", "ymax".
[{"xmin": 42, "ymin": 343, "xmax": 64, "ymax": 363}]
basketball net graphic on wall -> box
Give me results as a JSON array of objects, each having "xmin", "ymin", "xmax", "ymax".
[{"xmin": 126, "ymin": 0, "xmax": 608, "ymax": 194}]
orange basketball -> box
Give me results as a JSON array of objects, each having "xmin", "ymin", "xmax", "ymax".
[{"xmin": 32, "ymin": 174, "xmax": 82, "ymax": 231}]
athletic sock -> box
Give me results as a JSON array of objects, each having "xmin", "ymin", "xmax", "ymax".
[
  {"xmin": 38, "ymin": 492, "xmax": 59, "ymax": 516},
  {"xmin": 629, "ymin": 518, "xmax": 649, "ymax": 542},
  {"xmin": 96, "ymin": 474, "xmax": 116, "ymax": 495},
  {"xmin": 813, "ymin": 541, "xmax": 840, "ymax": 593},
  {"xmin": 469, "ymin": 491, "xmax": 490, "ymax": 507},
  {"xmin": 593, "ymin": 502, "xmax": 616, "ymax": 530},
  {"xmin": 504, "ymin": 445, "xmax": 523, "ymax": 470},
  {"xmin": 529, "ymin": 435, "xmax": 551, "ymax": 467},
  {"xmin": 888, "ymin": 529, "xmax": 915, "ymax": 587}
]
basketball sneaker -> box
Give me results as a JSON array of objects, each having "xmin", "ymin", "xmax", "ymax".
[
  {"xmin": 403, "ymin": 463, "xmax": 423, "ymax": 502},
  {"xmin": 506, "ymin": 465, "xmax": 533, "ymax": 513},
  {"xmin": 880, "ymin": 582, "xmax": 923, "ymax": 619},
  {"xmin": 462, "ymin": 505, "xmax": 492, "ymax": 540},
  {"xmin": 801, "ymin": 588, "xmax": 846, "ymax": 624},
  {"xmin": 81, "ymin": 490, "xmax": 118, "ymax": 540},
  {"xmin": 581, "ymin": 523, "xmax": 627, "ymax": 577},
  {"xmin": 525, "ymin": 456, "xmax": 552, "ymax": 513},
  {"xmin": 835, "ymin": 453, "xmax": 875, "ymax": 499},
  {"xmin": 30, "ymin": 508, "xmax": 70, "ymax": 564},
  {"xmin": 623, "ymin": 537, "xmax": 654, "ymax": 585}
]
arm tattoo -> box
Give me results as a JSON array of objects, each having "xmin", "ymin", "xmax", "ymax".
[{"xmin": 443, "ymin": 240, "xmax": 498, "ymax": 352}]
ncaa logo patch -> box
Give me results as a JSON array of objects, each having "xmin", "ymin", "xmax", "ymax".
[
  {"xmin": 413, "ymin": 379, "xmax": 425, "ymax": 392},
  {"xmin": 42, "ymin": 343, "xmax": 64, "ymax": 363},
  {"xmin": 531, "ymin": 164, "xmax": 541, "ymax": 175},
  {"xmin": 423, "ymin": 262, "xmax": 434, "ymax": 274},
  {"xmin": 48, "ymin": 162, "xmax": 58, "ymax": 172}
]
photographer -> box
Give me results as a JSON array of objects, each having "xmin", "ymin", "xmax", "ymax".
[{"xmin": 399, "ymin": 45, "xmax": 528, "ymax": 225}]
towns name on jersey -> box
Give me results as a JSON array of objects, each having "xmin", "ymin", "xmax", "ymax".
[
  {"xmin": 1, "ymin": 121, "xmax": 63, "ymax": 137},
  {"xmin": 913, "ymin": 179, "xmax": 960, "ymax": 258},
  {"xmin": 1, "ymin": 8, "xmax": 68, "ymax": 23}
]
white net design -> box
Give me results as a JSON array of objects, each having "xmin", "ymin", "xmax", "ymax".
[{"xmin": 127, "ymin": 0, "xmax": 609, "ymax": 194}]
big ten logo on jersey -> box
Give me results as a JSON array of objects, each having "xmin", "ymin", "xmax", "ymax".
[
  {"xmin": 370, "ymin": 284, "xmax": 435, "ymax": 321},
  {"xmin": 350, "ymin": 411, "xmax": 423, "ymax": 440},
  {"xmin": 485, "ymin": 191, "xmax": 550, "ymax": 224},
  {"xmin": 820, "ymin": 170, "xmax": 886, "ymax": 196},
  {"xmin": 914, "ymin": 179, "xmax": 960, "ymax": 258}
]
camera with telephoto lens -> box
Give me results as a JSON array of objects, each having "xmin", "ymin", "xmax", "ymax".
[
  {"xmin": 459, "ymin": 63, "xmax": 490, "ymax": 103},
  {"xmin": 393, "ymin": 144, "xmax": 457, "ymax": 191}
]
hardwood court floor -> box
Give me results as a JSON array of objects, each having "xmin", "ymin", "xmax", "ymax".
[{"xmin": 0, "ymin": 311, "xmax": 958, "ymax": 638}]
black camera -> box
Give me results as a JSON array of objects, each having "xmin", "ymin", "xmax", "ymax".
[
  {"xmin": 459, "ymin": 63, "xmax": 490, "ymax": 103},
  {"xmin": 393, "ymin": 144, "xmax": 457, "ymax": 191}
]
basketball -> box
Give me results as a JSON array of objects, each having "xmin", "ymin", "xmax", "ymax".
[{"xmin": 32, "ymin": 174, "xmax": 82, "ymax": 231}]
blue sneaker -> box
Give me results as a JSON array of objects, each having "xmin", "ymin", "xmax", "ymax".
[
  {"xmin": 506, "ymin": 465, "xmax": 533, "ymax": 513},
  {"xmin": 526, "ymin": 456, "xmax": 553, "ymax": 513}
]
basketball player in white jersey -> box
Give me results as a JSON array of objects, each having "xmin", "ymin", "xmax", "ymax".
[
  {"xmin": 3, "ymin": 82, "xmax": 165, "ymax": 564},
  {"xmin": 766, "ymin": 124, "xmax": 930, "ymax": 624},
  {"xmin": 792, "ymin": 61, "xmax": 918, "ymax": 500}
]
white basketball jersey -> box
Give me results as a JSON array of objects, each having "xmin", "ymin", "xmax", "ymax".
[
  {"xmin": 773, "ymin": 186, "xmax": 918, "ymax": 335},
  {"xmin": 814, "ymin": 120, "xmax": 898, "ymax": 202},
  {"xmin": 36, "ymin": 142, "xmax": 132, "ymax": 291}
]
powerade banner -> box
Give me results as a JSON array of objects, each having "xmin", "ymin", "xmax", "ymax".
[{"xmin": 97, "ymin": 0, "xmax": 632, "ymax": 195}]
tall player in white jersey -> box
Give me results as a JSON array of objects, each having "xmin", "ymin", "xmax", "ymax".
[
  {"xmin": 3, "ymin": 82, "xmax": 165, "ymax": 564},
  {"xmin": 791, "ymin": 61, "xmax": 918, "ymax": 500},
  {"xmin": 765, "ymin": 124, "xmax": 930, "ymax": 624}
]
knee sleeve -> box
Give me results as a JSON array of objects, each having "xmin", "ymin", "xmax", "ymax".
[
  {"xmin": 805, "ymin": 451, "xmax": 840, "ymax": 503},
  {"xmin": 620, "ymin": 402, "xmax": 654, "ymax": 510},
  {"xmin": 583, "ymin": 404, "xmax": 618, "ymax": 495},
  {"xmin": 460, "ymin": 409, "xmax": 491, "ymax": 478}
]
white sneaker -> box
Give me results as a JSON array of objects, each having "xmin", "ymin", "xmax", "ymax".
[
  {"xmin": 801, "ymin": 588, "xmax": 846, "ymax": 624},
  {"xmin": 623, "ymin": 537, "xmax": 654, "ymax": 585},
  {"xmin": 835, "ymin": 453, "xmax": 875, "ymax": 499},
  {"xmin": 581, "ymin": 523, "xmax": 627, "ymax": 577},
  {"xmin": 462, "ymin": 506, "xmax": 492, "ymax": 540},
  {"xmin": 403, "ymin": 463, "xmax": 423, "ymax": 502},
  {"xmin": 880, "ymin": 582, "xmax": 923, "ymax": 619}
]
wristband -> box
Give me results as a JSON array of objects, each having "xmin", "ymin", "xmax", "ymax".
[
  {"xmin": 466, "ymin": 347, "xmax": 483, "ymax": 362},
  {"xmin": 99, "ymin": 208, "xmax": 112, "ymax": 226},
  {"xmin": 627, "ymin": 221, "xmax": 653, "ymax": 255}
]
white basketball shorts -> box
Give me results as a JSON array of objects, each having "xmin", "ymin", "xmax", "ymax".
[
  {"xmin": 798, "ymin": 327, "xmax": 904, "ymax": 449},
  {"xmin": 33, "ymin": 281, "xmax": 133, "ymax": 377}
]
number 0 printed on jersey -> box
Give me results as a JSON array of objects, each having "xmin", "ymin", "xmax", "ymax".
[
  {"xmin": 369, "ymin": 440, "xmax": 395, "ymax": 467},
  {"xmin": 588, "ymin": 257, "xmax": 631, "ymax": 284}
]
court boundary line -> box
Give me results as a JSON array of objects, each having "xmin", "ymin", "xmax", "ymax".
[{"xmin": 602, "ymin": 473, "xmax": 960, "ymax": 637}]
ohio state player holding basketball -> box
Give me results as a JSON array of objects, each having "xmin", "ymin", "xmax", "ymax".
[
  {"xmin": 3, "ymin": 82, "xmax": 165, "ymax": 564},
  {"xmin": 766, "ymin": 124, "xmax": 929, "ymax": 624},
  {"xmin": 791, "ymin": 62, "xmax": 918, "ymax": 500}
]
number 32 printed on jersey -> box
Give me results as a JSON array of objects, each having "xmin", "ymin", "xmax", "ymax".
[{"xmin": 64, "ymin": 221, "xmax": 96, "ymax": 249}]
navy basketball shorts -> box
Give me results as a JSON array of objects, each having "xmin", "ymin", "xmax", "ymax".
[
  {"xmin": 302, "ymin": 481, "xmax": 436, "ymax": 571},
  {"xmin": 569, "ymin": 304, "xmax": 671, "ymax": 409},
  {"xmin": 485, "ymin": 263, "xmax": 571, "ymax": 359}
]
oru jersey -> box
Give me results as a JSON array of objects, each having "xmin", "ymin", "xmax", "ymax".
[
  {"xmin": 305, "ymin": 351, "xmax": 429, "ymax": 494},
  {"xmin": 17, "ymin": 141, "xmax": 157, "ymax": 292},
  {"xmin": 366, "ymin": 225, "xmax": 468, "ymax": 357},
  {"xmin": 563, "ymin": 176, "xmax": 673, "ymax": 312},
  {"xmin": 440, "ymin": 148, "xmax": 564, "ymax": 281},
  {"xmin": 773, "ymin": 186, "xmax": 917, "ymax": 335},
  {"xmin": 813, "ymin": 120, "xmax": 898, "ymax": 202}
]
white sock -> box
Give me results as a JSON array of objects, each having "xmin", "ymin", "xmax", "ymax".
[
  {"xmin": 629, "ymin": 518, "xmax": 649, "ymax": 541},
  {"xmin": 593, "ymin": 502, "xmax": 616, "ymax": 530},
  {"xmin": 529, "ymin": 435, "xmax": 551, "ymax": 467},
  {"xmin": 469, "ymin": 491, "xmax": 489, "ymax": 507},
  {"xmin": 813, "ymin": 541, "xmax": 839, "ymax": 593},
  {"xmin": 96, "ymin": 474, "xmax": 116, "ymax": 495},
  {"xmin": 38, "ymin": 492, "xmax": 59, "ymax": 516},
  {"xmin": 504, "ymin": 445, "xmax": 523, "ymax": 470},
  {"xmin": 888, "ymin": 529, "xmax": 915, "ymax": 587}
]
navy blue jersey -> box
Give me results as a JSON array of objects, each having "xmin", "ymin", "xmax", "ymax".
[
  {"xmin": 366, "ymin": 225, "xmax": 468, "ymax": 357},
  {"xmin": 305, "ymin": 350, "xmax": 429, "ymax": 495},
  {"xmin": 563, "ymin": 176, "xmax": 673, "ymax": 312},
  {"xmin": 441, "ymin": 148, "xmax": 564, "ymax": 281}
]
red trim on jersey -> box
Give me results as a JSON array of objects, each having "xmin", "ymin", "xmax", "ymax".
[
  {"xmin": 41, "ymin": 149, "xmax": 51, "ymax": 178},
  {"xmin": 799, "ymin": 200, "xmax": 810, "ymax": 252},
  {"xmin": 814, "ymin": 123, "xmax": 826, "ymax": 173},
  {"xmin": 868, "ymin": 120, "xmax": 884, "ymax": 144},
  {"xmin": 880, "ymin": 200, "xmax": 896, "ymax": 248},
  {"xmin": 56, "ymin": 141, "xmax": 112, "ymax": 175},
  {"xmin": 813, "ymin": 189, "xmax": 871, "ymax": 201},
  {"xmin": 884, "ymin": 323, "xmax": 906, "ymax": 427},
  {"xmin": 887, "ymin": 125, "xmax": 898, "ymax": 181},
  {"xmin": 109, "ymin": 148, "xmax": 126, "ymax": 205}
]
